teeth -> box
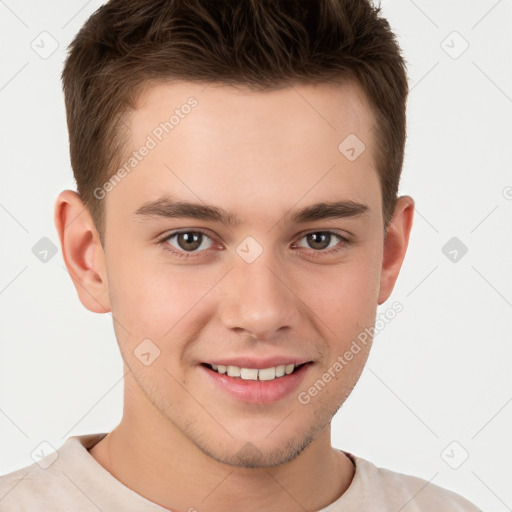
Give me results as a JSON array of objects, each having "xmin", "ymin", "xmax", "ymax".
[
  {"xmin": 258, "ymin": 367, "xmax": 275, "ymax": 381},
  {"xmin": 240, "ymin": 368, "xmax": 258, "ymax": 380},
  {"xmin": 209, "ymin": 363, "xmax": 302, "ymax": 381},
  {"xmin": 227, "ymin": 365, "xmax": 241, "ymax": 377}
]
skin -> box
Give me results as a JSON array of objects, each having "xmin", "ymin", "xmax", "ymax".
[{"xmin": 54, "ymin": 80, "xmax": 414, "ymax": 512}]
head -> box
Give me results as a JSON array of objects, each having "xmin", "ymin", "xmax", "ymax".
[{"xmin": 55, "ymin": 0, "xmax": 413, "ymax": 468}]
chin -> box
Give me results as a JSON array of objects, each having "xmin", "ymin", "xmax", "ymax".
[{"xmin": 194, "ymin": 431, "xmax": 316, "ymax": 469}]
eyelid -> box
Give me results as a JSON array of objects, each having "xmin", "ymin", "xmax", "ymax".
[
  {"xmin": 291, "ymin": 230, "xmax": 350, "ymax": 257},
  {"xmin": 293, "ymin": 228, "xmax": 351, "ymax": 243},
  {"xmin": 158, "ymin": 228, "xmax": 351, "ymax": 258},
  {"xmin": 160, "ymin": 228, "xmax": 215, "ymax": 240},
  {"xmin": 158, "ymin": 228, "xmax": 219, "ymax": 256}
]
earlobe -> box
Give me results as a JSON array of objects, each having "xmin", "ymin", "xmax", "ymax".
[
  {"xmin": 377, "ymin": 196, "xmax": 414, "ymax": 305},
  {"xmin": 54, "ymin": 190, "xmax": 111, "ymax": 314}
]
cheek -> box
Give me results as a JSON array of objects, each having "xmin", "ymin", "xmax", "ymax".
[
  {"xmin": 105, "ymin": 233, "xmax": 382, "ymax": 349},
  {"xmin": 297, "ymin": 247, "xmax": 382, "ymax": 334},
  {"xmin": 105, "ymin": 247, "xmax": 222, "ymax": 340}
]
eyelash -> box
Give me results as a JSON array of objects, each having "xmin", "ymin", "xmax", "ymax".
[{"xmin": 157, "ymin": 229, "xmax": 350, "ymax": 260}]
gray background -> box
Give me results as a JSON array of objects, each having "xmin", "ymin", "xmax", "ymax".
[{"xmin": 1, "ymin": 1, "xmax": 511, "ymax": 510}]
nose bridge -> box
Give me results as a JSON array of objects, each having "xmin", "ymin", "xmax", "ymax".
[{"xmin": 218, "ymin": 245, "xmax": 300, "ymax": 338}]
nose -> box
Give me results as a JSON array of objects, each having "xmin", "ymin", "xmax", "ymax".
[{"xmin": 218, "ymin": 248, "xmax": 301, "ymax": 340}]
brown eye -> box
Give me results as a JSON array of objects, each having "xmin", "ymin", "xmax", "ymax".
[
  {"xmin": 176, "ymin": 232, "xmax": 202, "ymax": 251},
  {"xmin": 305, "ymin": 232, "xmax": 332, "ymax": 250},
  {"xmin": 295, "ymin": 231, "xmax": 344, "ymax": 251},
  {"xmin": 163, "ymin": 231, "xmax": 214, "ymax": 254}
]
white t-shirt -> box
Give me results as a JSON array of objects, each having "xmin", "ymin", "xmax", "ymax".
[{"xmin": 0, "ymin": 433, "xmax": 481, "ymax": 511}]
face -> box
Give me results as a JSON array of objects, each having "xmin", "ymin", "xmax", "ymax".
[{"xmin": 91, "ymin": 80, "xmax": 395, "ymax": 467}]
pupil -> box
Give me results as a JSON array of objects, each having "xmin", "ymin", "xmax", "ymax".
[
  {"xmin": 176, "ymin": 232, "xmax": 331, "ymax": 252},
  {"xmin": 178, "ymin": 232, "xmax": 202, "ymax": 251},
  {"xmin": 308, "ymin": 232, "xmax": 330, "ymax": 250}
]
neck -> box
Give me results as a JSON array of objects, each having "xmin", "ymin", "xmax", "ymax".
[{"xmin": 89, "ymin": 375, "xmax": 355, "ymax": 512}]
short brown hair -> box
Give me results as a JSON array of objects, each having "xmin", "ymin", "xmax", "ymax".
[{"xmin": 62, "ymin": 0, "xmax": 408, "ymax": 243}]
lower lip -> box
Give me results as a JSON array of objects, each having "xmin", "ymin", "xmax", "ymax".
[{"xmin": 200, "ymin": 363, "xmax": 311, "ymax": 404}]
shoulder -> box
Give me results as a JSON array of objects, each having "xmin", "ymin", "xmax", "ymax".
[
  {"xmin": 0, "ymin": 458, "xmax": 82, "ymax": 510},
  {"xmin": 0, "ymin": 434, "xmax": 108, "ymax": 511},
  {"xmin": 341, "ymin": 454, "xmax": 482, "ymax": 511}
]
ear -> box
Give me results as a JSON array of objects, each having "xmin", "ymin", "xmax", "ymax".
[
  {"xmin": 378, "ymin": 195, "xmax": 414, "ymax": 305},
  {"xmin": 54, "ymin": 190, "xmax": 110, "ymax": 313}
]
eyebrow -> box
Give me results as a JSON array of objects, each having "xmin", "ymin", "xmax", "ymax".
[{"xmin": 134, "ymin": 196, "xmax": 369, "ymax": 226}]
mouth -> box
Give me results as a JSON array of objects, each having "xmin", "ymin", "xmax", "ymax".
[
  {"xmin": 201, "ymin": 362, "xmax": 307, "ymax": 381},
  {"xmin": 200, "ymin": 361, "xmax": 312, "ymax": 404}
]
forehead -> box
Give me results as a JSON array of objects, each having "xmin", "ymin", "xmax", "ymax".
[
  {"xmin": 131, "ymin": 79, "xmax": 375, "ymax": 146},
  {"xmin": 106, "ymin": 80, "xmax": 381, "ymax": 225}
]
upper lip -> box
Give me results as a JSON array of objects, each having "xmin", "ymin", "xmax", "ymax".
[{"xmin": 202, "ymin": 357, "xmax": 312, "ymax": 369}]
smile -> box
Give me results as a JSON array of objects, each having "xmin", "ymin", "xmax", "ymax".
[
  {"xmin": 200, "ymin": 362, "xmax": 312, "ymax": 404},
  {"xmin": 205, "ymin": 363, "xmax": 305, "ymax": 381}
]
